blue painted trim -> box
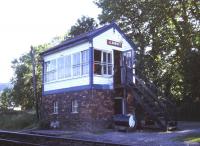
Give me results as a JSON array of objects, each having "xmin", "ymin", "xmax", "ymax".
[
  {"xmin": 41, "ymin": 22, "xmax": 137, "ymax": 56},
  {"xmin": 43, "ymin": 84, "xmax": 112, "ymax": 95},
  {"xmin": 43, "ymin": 85, "xmax": 92, "ymax": 95},
  {"xmin": 88, "ymin": 24, "xmax": 113, "ymax": 40},
  {"xmin": 93, "ymin": 84, "xmax": 113, "ymax": 90},
  {"xmin": 88, "ymin": 22, "xmax": 137, "ymax": 51},
  {"xmin": 89, "ymin": 47, "xmax": 93, "ymax": 88},
  {"xmin": 42, "ymin": 60, "xmax": 44, "ymax": 96},
  {"xmin": 41, "ymin": 39, "xmax": 88, "ymax": 57}
]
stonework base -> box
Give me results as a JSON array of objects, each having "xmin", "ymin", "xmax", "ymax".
[{"xmin": 41, "ymin": 89, "xmax": 114, "ymax": 131}]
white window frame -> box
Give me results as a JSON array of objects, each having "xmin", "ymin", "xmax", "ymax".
[
  {"xmin": 53, "ymin": 101, "xmax": 58, "ymax": 114},
  {"xmin": 57, "ymin": 56, "xmax": 65, "ymax": 79},
  {"xmin": 44, "ymin": 49, "xmax": 89, "ymax": 83},
  {"xmin": 65, "ymin": 55, "xmax": 71, "ymax": 78},
  {"xmin": 81, "ymin": 50, "xmax": 89, "ymax": 75},
  {"xmin": 71, "ymin": 100, "xmax": 78, "ymax": 113},
  {"xmin": 94, "ymin": 49, "xmax": 112, "ymax": 76},
  {"xmin": 101, "ymin": 51, "xmax": 112, "ymax": 75},
  {"xmin": 72, "ymin": 52, "xmax": 81, "ymax": 77},
  {"xmin": 44, "ymin": 59, "xmax": 56, "ymax": 83}
]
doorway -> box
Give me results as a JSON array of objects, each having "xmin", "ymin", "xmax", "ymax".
[
  {"xmin": 114, "ymin": 97, "xmax": 125, "ymax": 115},
  {"xmin": 113, "ymin": 50, "xmax": 122, "ymax": 87}
]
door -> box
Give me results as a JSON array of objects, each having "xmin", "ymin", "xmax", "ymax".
[
  {"xmin": 114, "ymin": 50, "xmax": 122, "ymax": 87},
  {"xmin": 114, "ymin": 98, "xmax": 125, "ymax": 114},
  {"xmin": 121, "ymin": 49, "xmax": 134, "ymax": 84}
]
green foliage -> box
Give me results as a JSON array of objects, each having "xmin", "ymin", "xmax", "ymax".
[
  {"xmin": 0, "ymin": 88, "xmax": 13, "ymax": 110},
  {"xmin": 10, "ymin": 44, "xmax": 51, "ymax": 110},
  {"xmin": 174, "ymin": 133, "xmax": 200, "ymax": 142},
  {"xmin": 95, "ymin": 0, "xmax": 200, "ymax": 113},
  {"xmin": 0, "ymin": 110, "xmax": 36, "ymax": 130},
  {"xmin": 68, "ymin": 16, "xmax": 98, "ymax": 37},
  {"xmin": 8, "ymin": 16, "xmax": 98, "ymax": 110}
]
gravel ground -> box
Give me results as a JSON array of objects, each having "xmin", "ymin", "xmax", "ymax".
[{"xmin": 30, "ymin": 121, "xmax": 200, "ymax": 146}]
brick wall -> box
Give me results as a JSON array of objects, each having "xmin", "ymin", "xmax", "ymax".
[{"xmin": 41, "ymin": 89, "xmax": 114, "ymax": 131}]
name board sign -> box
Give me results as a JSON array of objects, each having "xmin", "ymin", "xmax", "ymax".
[{"xmin": 107, "ymin": 39, "xmax": 122, "ymax": 48}]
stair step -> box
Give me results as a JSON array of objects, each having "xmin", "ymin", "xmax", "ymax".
[
  {"xmin": 165, "ymin": 121, "xmax": 177, "ymax": 131},
  {"xmin": 128, "ymin": 75, "xmax": 177, "ymax": 131},
  {"xmin": 154, "ymin": 112, "xmax": 164, "ymax": 116},
  {"xmin": 158, "ymin": 116, "xmax": 166, "ymax": 120}
]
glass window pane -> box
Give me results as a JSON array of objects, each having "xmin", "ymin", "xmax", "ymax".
[
  {"xmin": 82, "ymin": 50, "xmax": 89, "ymax": 75},
  {"xmin": 108, "ymin": 53, "xmax": 112, "ymax": 63},
  {"xmin": 108, "ymin": 65, "xmax": 112, "ymax": 75},
  {"xmin": 53, "ymin": 101, "xmax": 58, "ymax": 113},
  {"xmin": 82, "ymin": 50, "xmax": 89, "ymax": 63},
  {"xmin": 73, "ymin": 53, "xmax": 80, "ymax": 76},
  {"xmin": 51, "ymin": 60, "xmax": 56, "ymax": 81},
  {"xmin": 44, "ymin": 62, "xmax": 49, "ymax": 82},
  {"xmin": 93, "ymin": 50, "xmax": 112, "ymax": 76},
  {"xmin": 65, "ymin": 55, "xmax": 71, "ymax": 77},
  {"xmin": 94, "ymin": 50, "xmax": 101, "ymax": 62},
  {"xmin": 57, "ymin": 57, "xmax": 64, "ymax": 79},
  {"xmin": 73, "ymin": 53, "xmax": 80, "ymax": 65},
  {"xmin": 94, "ymin": 63, "xmax": 102, "ymax": 75},
  {"xmin": 103, "ymin": 65, "xmax": 107, "ymax": 74},
  {"xmin": 44, "ymin": 59, "xmax": 56, "ymax": 82},
  {"xmin": 82, "ymin": 64, "xmax": 89, "ymax": 75},
  {"xmin": 73, "ymin": 66, "xmax": 80, "ymax": 76},
  {"xmin": 72, "ymin": 100, "xmax": 78, "ymax": 113},
  {"xmin": 103, "ymin": 52, "xmax": 107, "ymax": 63}
]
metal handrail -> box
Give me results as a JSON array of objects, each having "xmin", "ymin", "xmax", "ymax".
[{"xmin": 123, "ymin": 66, "xmax": 176, "ymax": 121}]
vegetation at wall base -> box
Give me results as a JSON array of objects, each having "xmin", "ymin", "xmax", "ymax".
[
  {"xmin": 0, "ymin": 110, "xmax": 37, "ymax": 130},
  {"xmin": 174, "ymin": 133, "xmax": 200, "ymax": 143}
]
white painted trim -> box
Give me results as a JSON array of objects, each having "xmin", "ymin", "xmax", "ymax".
[{"xmin": 114, "ymin": 97, "xmax": 123, "ymax": 99}]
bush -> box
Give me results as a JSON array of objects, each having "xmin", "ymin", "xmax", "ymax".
[
  {"xmin": 0, "ymin": 110, "xmax": 37, "ymax": 130},
  {"xmin": 38, "ymin": 119, "xmax": 50, "ymax": 129}
]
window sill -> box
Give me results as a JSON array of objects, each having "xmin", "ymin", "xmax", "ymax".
[
  {"xmin": 44, "ymin": 74, "xmax": 89, "ymax": 84},
  {"xmin": 71, "ymin": 112, "xmax": 78, "ymax": 114},
  {"xmin": 51, "ymin": 112, "xmax": 58, "ymax": 115},
  {"xmin": 94, "ymin": 74, "xmax": 113, "ymax": 78}
]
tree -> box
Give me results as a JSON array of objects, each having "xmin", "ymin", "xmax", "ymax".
[
  {"xmin": 68, "ymin": 16, "xmax": 98, "ymax": 37},
  {"xmin": 11, "ymin": 44, "xmax": 50, "ymax": 110},
  {"xmin": 0, "ymin": 88, "xmax": 13, "ymax": 110},
  {"xmin": 95, "ymin": 0, "xmax": 200, "ymax": 118}
]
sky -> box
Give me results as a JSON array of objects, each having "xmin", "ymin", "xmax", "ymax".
[{"xmin": 0, "ymin": 0, "xmax": 101, "ymax": 83}]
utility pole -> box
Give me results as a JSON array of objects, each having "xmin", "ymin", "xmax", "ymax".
[{"xmin": 30, "ymin": 46, "xmax": 39, "ymax": 120}]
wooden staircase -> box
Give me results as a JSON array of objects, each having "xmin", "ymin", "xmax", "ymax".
[{"xmin": 123, "ymin": 68, "xmax": 177, "ymax": 130}]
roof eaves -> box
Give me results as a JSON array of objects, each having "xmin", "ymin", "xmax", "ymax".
[
  {"xmin": 41, "ymin": 38, "xmax": 89, "ymax": 56},
  {"xmin": 40, "ymin": 22, "xmax": 137, "ymax": 56},
  {"xmin": 88, "ymin": 23, "xmax": 114, "ymax": 39},
  {"xmin": 87, "ymin": 22, "xmax": 137, "ymax": 50},
  {"xmin": 41, "ymin": 25, "xmax": 111, "ymax": 56}
]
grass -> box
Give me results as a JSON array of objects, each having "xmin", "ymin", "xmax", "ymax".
[
  {"xmin": 0, "ymin": 110, "xmax": 37, "ymax": 130},
  {"xmin": 183, "ymin": 134, "xmax": 200, "ymax": 143},
  {"xmin": 174, "ymin": 133, "xmax": 200, "ymax": 143}
]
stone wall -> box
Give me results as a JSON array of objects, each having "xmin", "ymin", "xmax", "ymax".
[{"xmin": 41, "ymin": 89, "xmax": 114, "ymax": 131}]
